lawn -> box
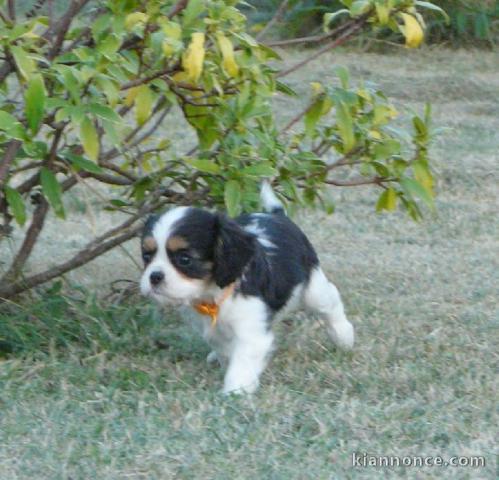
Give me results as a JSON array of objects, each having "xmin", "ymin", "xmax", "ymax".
[{"xmin": 1, "ymin": 48, "xmax": 498, "ymax": 479}]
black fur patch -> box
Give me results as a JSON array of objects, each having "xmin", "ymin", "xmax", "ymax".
[
  {"xmin": 142, "ymin": 214, "xmax": 160, "ymax": 239},
  {"xmin": 236, "ymin": 213, "xmax": 319, "ymax": 311},
  {"xmin": 213, "ymin": 215, "xmax": 256, "ymax": 288}
]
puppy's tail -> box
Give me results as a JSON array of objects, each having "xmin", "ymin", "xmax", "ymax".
[{"xmin": 260, "ymin": 180, "xmax": 285, "ymax": 215}]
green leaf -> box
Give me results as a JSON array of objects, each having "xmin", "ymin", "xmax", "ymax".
[
  {"xmin": 186, "ymin": 159, "xmax": 221, "ymax": 174},
  {"xmin": 224, "ymin": 180, "xmax": 242, "ymax": 217},
  {"xmin": 79, "ymin": 117, "xmax": 100, "ymax": 161},
  {"xmin": 349, "ymin": 0, "xmax": 370, "ymax": 17},
  {"xmin": 98, "ymin": 33, "xmax": 122, "ymax": 57},
  {"xmin": 400, "ymin": 177, "xmax": 434, "ymax": 210},
  {"xmin": 56, "ymin": 65, "xmax": 81, "ymax": 102},
  {"xmin": 334, "ymin": 66, "xmax": 350, "ymax": 88},
  {"xmin": 135, "ymin": 85, "xmax": 153, "ymax": 126},
  {"xmin": 324, "ymin": 9, "xmax": 350, "ymax": 31},
  {"xmin": 86, "ymin": 104, "xmax": 122, "ymax": 124},
  {"xmin": 336, "ymin": 101, "xmax": 355, "ymax": 152},
  {"xmin": 40, "ymin": 167, "xmax": 65, "ymax": 219},
  {"xmin": 4, "ymin": 186, "xmax": 26, "ymax": 226},
  {"xmin": 10, "ymin": 46, "xmax": 36, "ymax": 80},
  {"xmin": 376, "ymin": 187, "xmax": 397, "ymax": 212},
  {"xmin": 109, "ymin": 199, "xmax": 130, "ymax": 208},
  {"xmin": 25, "ymin": 74, "xmax": 46, "ymax": 134},
  {"xmin": 63, "ymin": 153, "xmax": 104, "ymax": 174},
  {"xmin": 304, "ymin": 98, "xmax": 325, "ymax": 137},
  {"xmin": 241, "ymin": 163, "xmax": 277, "ymax": 177},
  {"xmin": 182, "ymin": 0, "xmax": 204, "ymax": 28},
  {"xmin": 0, "ymin": 111, "xmax": 18, "ymax": 130},
  {"xmin": 415, "ymin": 1, "xmax": 450, "ymax": 24},
  {"xmin": 276, "ymin": 81, "xmax": 297, "ymax": 97},
  {"xmin": 0, "ymin": 111, "xmax": 25, "ymax": 139},
  {"xmin": 96, "ymin": 77, "xmax": 120, "ymax": 107}
]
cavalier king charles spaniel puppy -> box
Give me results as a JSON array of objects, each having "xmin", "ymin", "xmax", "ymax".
[{"xmin": 140, "ymin": 182, "xmax": 354, "ymax": 394}]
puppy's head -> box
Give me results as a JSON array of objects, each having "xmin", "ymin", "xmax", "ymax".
[{"xmin": 140, "ymin": 207, "xmax": 255, "ymax": 304}]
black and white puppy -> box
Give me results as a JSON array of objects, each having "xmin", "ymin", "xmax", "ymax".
[{"xmin": 140, "ymin": 183, "xmax": 354, "ymax": 394}]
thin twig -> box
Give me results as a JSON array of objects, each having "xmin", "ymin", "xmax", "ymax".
[
  {"xmin": 7, "ymin": 0, "xmax": 15, "ymax": 21},
  {"xmin": 45, "ymin": 0, "xmax": 92, "ymax": 60},
  {"xmin": 2, "ymin": 199, "xmax": 49, "ymax": 283},
  {"xmin": 256, "ymin": 0, "xmax": 290, "ymax": 41},
  {"xmin": 168, "ymin": 0, "xmax": 189, "ymax": 19},
  {"xmin": 0, "ymin": 140, "xmax": 22, "ymax": 188},
  {"xmin": 324, "ymin": 176, "xmax": 391, "ymax": 187},
  {"xmin": 277, "ymin": 16, "xmax": 368, "ymax": 78},
  {"xmin": 281, "ymin": 105, "xmax": 312, "ymax": 133}
]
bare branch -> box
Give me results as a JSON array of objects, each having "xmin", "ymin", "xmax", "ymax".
[
  {"xmin": 277, "ymin": 16, "xmax": 369, "ymax": 78},
  {"xmin": 25, "ymin": 0, "xmax": 47, "ymax": 19},
  {"xmin": 47, "ymin": 0, "xmax": 53, "ymax": 28},
  {"xmin": 7, "ymin": 0, "xmax": 15, "ymax": 21},
  {"xmin": 45, "ymin": 0, "xmax": 92, "ymax": 60},
  {"xmin": 0, "ymin": 140, "xmax": 22, "ymax": 188},
  {"xmin": 1, "ymin": 198, "xmax": 49, "ymax": 283},
  {"xmin": 324, "ymin": 176, "xmax": 392, "ymax": 187},
  {"xmin": 168, "ymin": 0, "xmax": 189, "ymax": 19},
  {"xmin": 256, "ymin": 0, "xmax": 290, "ymax": 41},
  {"xmin": 281, "ymin": 105, "xmax": 311, "ymax": 134},
  {"xmin": 0, "ymin": 221, "xmax": 143, "ymax": 299},
  {"xmin": 120, "ymin": 67, "xmax": 177, "ymax": 91}
]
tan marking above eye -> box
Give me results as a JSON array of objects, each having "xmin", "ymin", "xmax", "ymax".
[
  {"xmin": 142, "ymin": 236, "xmax": 157, "ymax": 251},
  {"xmin": 167, "ymin": 235, "xmax": 189, "ymax": 251}
]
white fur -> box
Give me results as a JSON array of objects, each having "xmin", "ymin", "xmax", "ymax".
[
  {"xmin": 180, "ymin": 267, "xmax": 354, "ymax": 394},
  {"xmin": 243, "ymin": 220, "xmax": 277, "ymax": 249},
  {"xmin": 304, "ymin": 267, "xmax": 355, "ymax": 349},
  {"xmin": 260, "ymin": 180, "xmax": 283, "ymax": 213}
]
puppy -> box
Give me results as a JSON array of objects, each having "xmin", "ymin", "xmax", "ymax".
[{"xmin": 140, "ymin": 182, "xmax": 354, "ymax": 394}]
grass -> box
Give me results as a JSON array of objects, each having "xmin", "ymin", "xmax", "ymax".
[{"xmin": 1, "ymin": 48, "xmax": 499, "ymax": 479}]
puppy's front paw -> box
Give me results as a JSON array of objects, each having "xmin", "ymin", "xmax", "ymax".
[
  {"xmin": 222, "ymin": 382, "xmax": 258, "ymax": 396},
  {"xmin": 328, "ymin": 320, "xmax": 355, "ymax": 350},
  {"xmin": 223, "ymin": 373, "xmax": 259, "ymax": 395},
  {"xmin": 206, "ymin": 351, "xmax": 219, "ymax": 364}
]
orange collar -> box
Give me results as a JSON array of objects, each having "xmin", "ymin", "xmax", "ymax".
[{"xmin": 192, "ymin": 283, "xmax": 235, "ymax": 328}]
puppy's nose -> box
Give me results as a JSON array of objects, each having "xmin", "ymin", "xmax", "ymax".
[{"xmin": 149, "ymin": 271, "xmax": 164, "ymax": 286}]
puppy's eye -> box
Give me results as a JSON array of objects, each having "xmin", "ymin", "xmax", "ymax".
[
  {"xmin": 177, "ymin": 252, "xmax": 192, "ymax": 267},
  {"xmin": 142, "ymin": 252, "xmax": 153, "ymax": 264}
]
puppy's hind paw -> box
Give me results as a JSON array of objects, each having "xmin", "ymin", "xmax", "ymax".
[{"xmin": 206, "ymin": 351, "xmax": 219, "ymax": 364}]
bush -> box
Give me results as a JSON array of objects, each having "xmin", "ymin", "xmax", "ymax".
[
  {"xmin": 0, "ymin": 0, "xmax": 439, "ymax": 299},
  {"xmin": 244, "ymin": 0, "xmax": 499, "ymax": 46}
]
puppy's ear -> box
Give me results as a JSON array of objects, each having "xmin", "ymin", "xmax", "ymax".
[
  {"xmin": 142, "ymin": 214, "xmax": 160, "ymax": 238},
  {"xmin": 213, "ymin": 214, "xmax": 255, "ymax": 288}
]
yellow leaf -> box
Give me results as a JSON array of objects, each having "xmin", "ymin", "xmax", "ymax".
[
  {"xmin": 369, "ymin": 129, "xmax": 382, "ymax": 140},
  {"xmin": 135, "ymin": 85, "xmax": 153, "ymax": 126},
  {"xmin": 161, "ymin": 20, "xmax": 182, "ymax": 40},
  {"xmin": 399, "ymin": 13, "xmax": 424, "ymax": 48},
  {"xmin": 182, "ymin": 32, "xmax": 205, "ymax": 83},
  {"xmin": 171, "ymin": 71, "xmax": 190, "ymax": 83},
  {"xmin": 125, "ymin": 86, "xmax": 140, "ymax": 107},
  {"xmin": 385, "ymin": 188, "xmax": 397, "ymax": 211},
  {"xmin": 125, "ymin": 12, "xmax": 149, "ymax": 31},
  {"xmin": 310, "ymin": 82, "xmax": 324, "ymax": 96},
  {"xmin": 375, "ymin": 3, "xmax": 390, "ymax": 26},
  {"xmin": 216, "ymin": 33, "xmax": 239, "ymax": 78},
  {"xmin": 79, "ymin": 117, "xmax": 99, "ymax": 161},
  {"xmin": 162, "ymin": 41, "xmax": 175, "ymax": 57}
]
